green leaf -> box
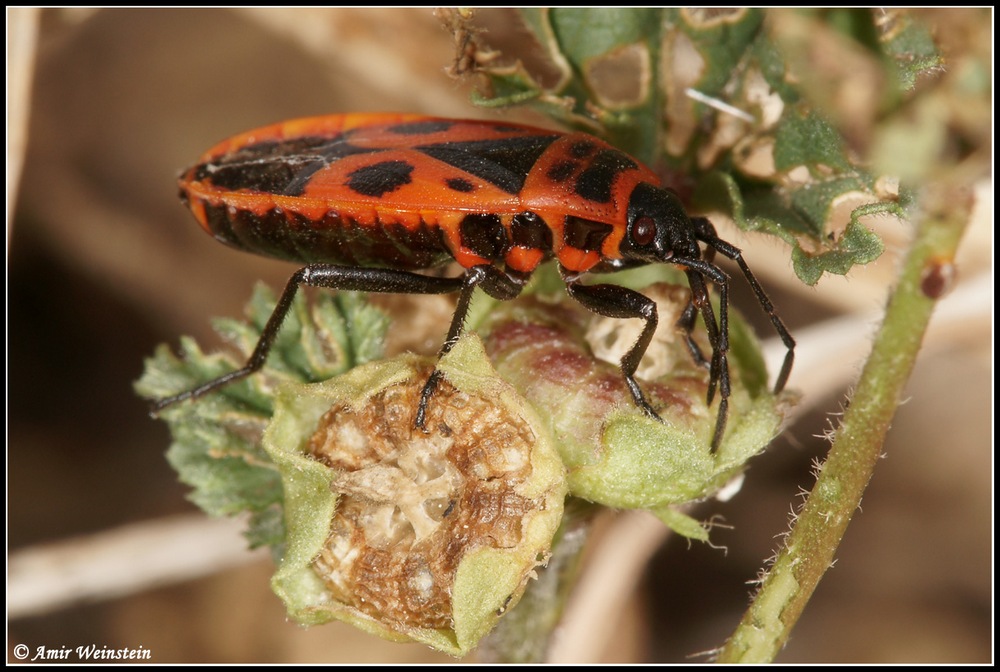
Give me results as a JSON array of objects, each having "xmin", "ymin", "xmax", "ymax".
[
  {"xmin": 773, "ymin": 110, "xmax": 851, "ymax": 174},
  {"xmin": 135, "ymin": 288, "xmax": 390, "ymax": 551},
  {"xmin": 695, "ymin": 171, "xmax": 890, "ymax": 285},
  {"xmin": 455, "ymin": 8, "xmax": 936, "ymax": 282},
  {"xmin": 668, "ymin": 8, "xmax": 765, "ymax": 97},
  {"xmin": 507, "ymin": 8, "xmax": 667, "ymax": 161},
  {"xmin": 877, "ymin": 9, "xmax": 945, "ymax": 90},
  {"xmin": 164, "ymin": 416, "xmax": 279, "ymax": 517}
]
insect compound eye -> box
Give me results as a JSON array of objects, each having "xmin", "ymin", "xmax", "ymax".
[{"xmin": 631, "ymin": 216, "xmax": 657, "ymax": 247}]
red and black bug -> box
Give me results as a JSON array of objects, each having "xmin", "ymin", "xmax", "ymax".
[{"xmin": 152, "ymin": 112, "xmax": 794, "ymax": 451}]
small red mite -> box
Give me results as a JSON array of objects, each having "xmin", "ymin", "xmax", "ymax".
[{"xmin": 153, "ymin": 113, "xmax": 794, "ymax": 451}]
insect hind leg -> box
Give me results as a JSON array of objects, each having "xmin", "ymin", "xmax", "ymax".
[{"xmin": 150, "ymin": 264, "xmax": 466, "ymax": 414}]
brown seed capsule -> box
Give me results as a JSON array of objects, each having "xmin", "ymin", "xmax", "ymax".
[{"xmin": 308, "ymin": 372, "xmax": 541, "ymax": 630}]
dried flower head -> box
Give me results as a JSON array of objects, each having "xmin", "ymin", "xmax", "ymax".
[{"xmin": 264, "ymin": 339, "xmax": 567, "ymax": 655}]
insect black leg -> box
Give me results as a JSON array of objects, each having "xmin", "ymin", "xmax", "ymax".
[
  {"xmin": 690, "ymin": 217, "xmax": 796, "ymax": 394},
  {"xmin": 681, "ymin": 261, "xmax": 731, "ymax": 452},
  {"xmin": 677, "ymin": 300, "xmax": 711, "ymax": 369},
  {"xmin": 562, "ymin": 275, "xmax": 661, "ymax": 421},
  {"xmin": 150, "ymin": 264, "xmax": 466, "ymax": 414},
  {"xmin": 416, "ymin": 264, "xmax": 527, "ymax": 429},
  {"xmin": 682, "ymin": 270, "xmax": 723, "ymax": 402}
]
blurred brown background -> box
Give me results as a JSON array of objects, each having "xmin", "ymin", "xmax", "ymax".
[{"xmin": 7, "ymin": 8, "xmax": 992, "ymax": 663}]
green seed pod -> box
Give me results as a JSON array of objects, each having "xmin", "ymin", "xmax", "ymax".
[{"xmin": 479, "ymin": 284, "xmax": 788, "ymax": 540}]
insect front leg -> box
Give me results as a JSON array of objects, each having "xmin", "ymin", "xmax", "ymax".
[
  {"xmin": 677, "ymin": 300, "xmax": 711, "ymax": 370},
  {"xmin": 416, "ymin": 265, "xmax": 527, "ymax": 429},
  {"xmin": 150, "ymin": 264, "xmax": 465, "ymax": 414},
  {"xmin": 562, "ymin": 276, "xmax": 661, "ymax": 422},
  {"xmin": 691, "ymin": 216, "xmax": 795, "ymax": 394},
  {"xmin": 681, "ymin": 262, "xmax": 731, "ymax": 452}
]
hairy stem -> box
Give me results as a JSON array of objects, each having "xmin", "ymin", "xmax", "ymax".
[{"xmin": 715, "ymin": 182, "xmax": 973, "ymax": 663}]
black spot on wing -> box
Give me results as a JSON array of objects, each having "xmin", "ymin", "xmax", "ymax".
[
  {"xmin": 416, "ymin": 135, "xmax": 560, "ymax": 195},
  {"xmin": 547, "ymin": 160, "xmax": 578, "ymax": 183},
  {"xmin": 446, "ymin": 177, "xmax": 476, "ymax": 193},
  {"xmin": 347, "ymin": 160, "xmax": 414, "ymax": 198},
  {"xmin": 575, "ymin": 149, "xmax": 639, "ymax": 203},
  {"xmin": 570, "ymin": 140, "xmax": 597, "ymax": 158}
]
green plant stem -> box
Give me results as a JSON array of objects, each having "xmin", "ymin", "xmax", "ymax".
[{"xmin": 715, "ymin": 183, "xmax": 972, "ymax": 664}]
